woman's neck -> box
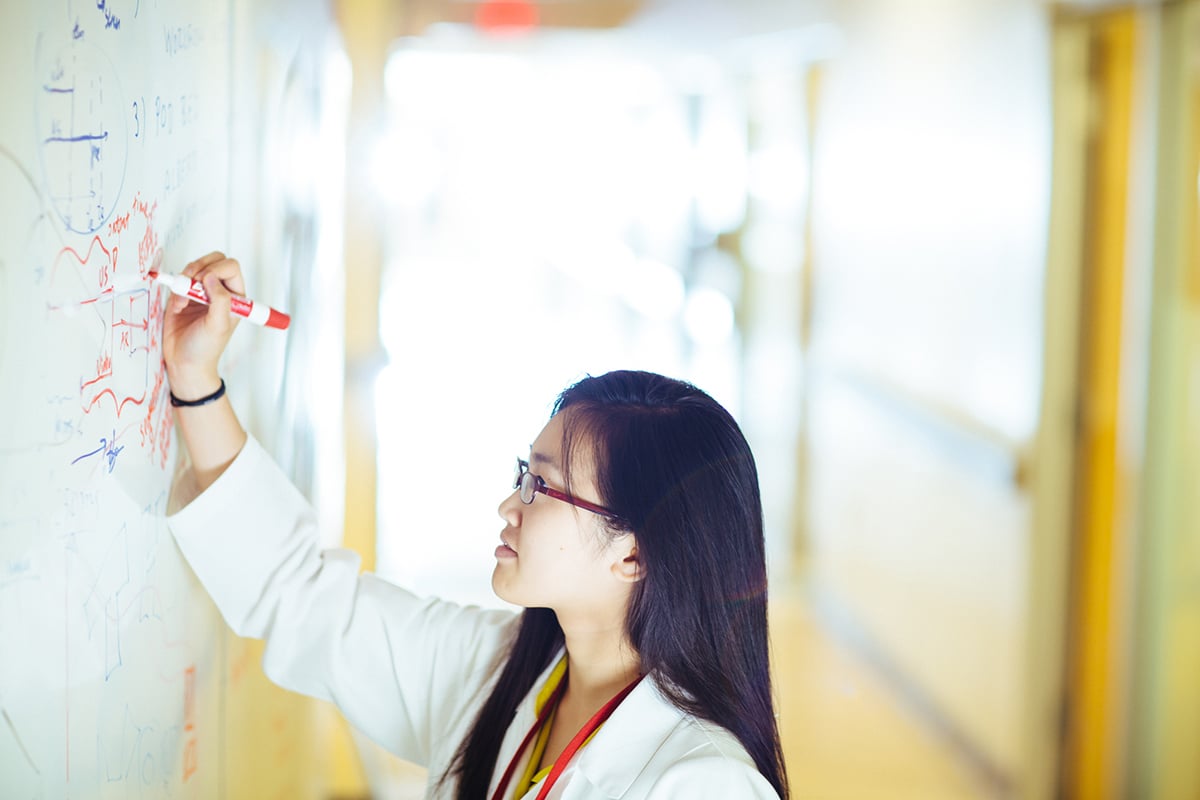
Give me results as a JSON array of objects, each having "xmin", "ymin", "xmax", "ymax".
[{"xmin": 558, "ymin": 619, "xmax": 641, "ymax": 706}]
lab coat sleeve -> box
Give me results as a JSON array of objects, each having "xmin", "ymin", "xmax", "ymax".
[
  {"xmin": 167, "ymin": 435, "xmax": 517, "ymax": 766},
  {"xmin": 646, "ymin": 755, "xmax": 781, "ymax": 799}
]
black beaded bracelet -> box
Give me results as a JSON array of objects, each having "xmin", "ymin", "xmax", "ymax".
[{"xmin": 170, "ymin": 378, "xmax": 226, "ymax": 408}]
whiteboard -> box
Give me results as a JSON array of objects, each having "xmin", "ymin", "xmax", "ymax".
[{"xmin": 0, "ymin": 0, "xmax": 346, "ymax": 797}]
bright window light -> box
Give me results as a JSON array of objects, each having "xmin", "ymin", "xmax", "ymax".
[
  {"xmin": 684, "ymin": 286, "xmax": 735, "ymax": 345},
  {"xmin": 374, "ymin": 39, "xmax": 739, "ymax": 605},
  {"xmin": 621, "ymin": 258, "xmax": 685, "ymax": 320}
]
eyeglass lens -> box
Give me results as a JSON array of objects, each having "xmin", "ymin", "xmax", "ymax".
[{"xmin": 514, "ymin": 459, "xmax": 537, "ymax": 504}]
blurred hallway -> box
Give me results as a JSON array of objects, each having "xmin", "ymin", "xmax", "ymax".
[
  {"xmin": 243, "ymin": 1, "xmax": 1200, "ymax": 797},
  {"xmin": 770, "ymin": 582, "xmax": 991, "ymax": 800}
]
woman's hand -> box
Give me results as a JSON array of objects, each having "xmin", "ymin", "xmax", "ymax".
[
  {"xmin": 162, "ymin": 252, "xmax": 245, "ymax": 400},
  {"xmin": 161, "ymin": 251, "xmax": 249, "ymax": 493}
]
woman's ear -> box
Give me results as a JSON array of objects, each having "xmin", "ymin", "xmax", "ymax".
[{"xmin": 612, "ymin": 536, "xmax": 643, "ymax": 583}]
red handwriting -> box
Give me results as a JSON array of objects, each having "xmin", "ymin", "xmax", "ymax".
[
  {"xmin": 84, "ymin": 387, "xmax": 146, "ymax": 416},
  {"xmin": 53, "ymin": 192, "xmax": 173, "ymax": 467},
  {"xmin": 129, "ymin": 192, "xmax": 157, "ymax": 220},
  {"xmin": 138, "ymin": 363, "xmax": 172, "ymax": 469},
  {"xmin": 53, "ymin": 236, "xmax": 113, "ymax": 293},
  {"xmin": 113, "ymin": 317, "xmax": 148, "ymax": 331},
  {"xmin": 78, "ymin": 286, "xmax": 114, "ymax": 307},
  {"xmin": 80, "ymin": 354, "xmax": 113, "ymax": 392},
  {"xmin": 108, "ymin": 211, "xmax": 131, "ymax": 235},
  {"xmin": 138, "ymin": 223, "xmax": 158, "ymax": 270}
]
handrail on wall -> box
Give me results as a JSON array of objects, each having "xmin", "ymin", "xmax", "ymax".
[{"xmin": 819, "ymin": 364, "xmax": 1032, "ymax": 490}]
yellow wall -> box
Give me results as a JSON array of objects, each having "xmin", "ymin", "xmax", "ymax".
[
  {"xmin": 1061, "ymin": 9, "xmax": 1136, "ymax": 799},
  {"xmin": 223, "ymin": 639, "xmax": 324, "ymax": 800}
]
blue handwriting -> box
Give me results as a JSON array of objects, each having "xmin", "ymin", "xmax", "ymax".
[{"xmin": 72, "ymin": 431, "xmax": 125, "ymax": 473}]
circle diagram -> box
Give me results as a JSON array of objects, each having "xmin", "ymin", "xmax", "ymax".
[{"xmin": 36, "ymin": 38, "xmax": 128, "ymax": 234}]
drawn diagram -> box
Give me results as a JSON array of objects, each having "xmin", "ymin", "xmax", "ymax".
[
  {"xmin": 95, "ymin": 700, "xmax": 186, "ymax": 792},
  {"xmin": 47, "ymin": 192, "xmax": 174, "ymax": 473},
  {"xmin": 37, "ymin": 195, "xmax": 174, "ymax": 475},
  {"xmin": 78, "ymin": 524, "xmax": 131, "ymax": 681},
  {"xmin": 2, "ymin": 6, "xmax": 198, "ymax": 795},
  {"xmin": 0, "ymin": 0, "xmax": 322, "ymax": 794},
  {"xmin": 35, "ymin": 37, "xmax": 128, "ymax": 235}
]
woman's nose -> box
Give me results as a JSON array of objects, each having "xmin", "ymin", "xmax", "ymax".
[{"xmin": 498, "ymin": 488, "xmax": 523, "ymax": 523}]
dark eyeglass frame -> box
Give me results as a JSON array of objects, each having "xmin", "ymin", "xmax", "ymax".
[{"xmin": 513, "ymin": 458, "xmax": 620, "ymax": 520}]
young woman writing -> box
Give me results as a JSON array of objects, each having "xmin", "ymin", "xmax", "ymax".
[{"xmin": 163, "ymin": 252, "xmax": 789, "ymax": 799}]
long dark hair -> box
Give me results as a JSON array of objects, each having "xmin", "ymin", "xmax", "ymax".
[{"xmin": 443, "ymin": 370, "xmax": 789, "ymax": 798}]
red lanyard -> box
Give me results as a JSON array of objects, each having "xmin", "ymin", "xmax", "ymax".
[{"xmin": 490, "ymin": 674, "xmax": 643, "ymax": 800}]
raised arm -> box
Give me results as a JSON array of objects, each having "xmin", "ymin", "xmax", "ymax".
[
  {"xmin": 161, "ymin": 251, "xmax": 248, "ymax": 490},
  {"xmin": 160, "ymin": 252, "xmax": 521, "ymax": 766}
]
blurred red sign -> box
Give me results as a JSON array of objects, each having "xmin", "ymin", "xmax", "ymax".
[{"xmin": 475, "ymin": 0, "xmax": 539, "ymax": 32}]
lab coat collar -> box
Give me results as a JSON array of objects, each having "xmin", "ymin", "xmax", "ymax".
[
  {"xmin": 494, "ymin": 655, "xmax": 688, "ymax": 800},
  {"xmin": 570, "ymin": 675, "xmax": 686, "ymax": 798}
]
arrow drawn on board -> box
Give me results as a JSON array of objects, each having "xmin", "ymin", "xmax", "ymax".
[{"xmin": 1, "ymin": 702, "xmax": 40, "ymax": 775}]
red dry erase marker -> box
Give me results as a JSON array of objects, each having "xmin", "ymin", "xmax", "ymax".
[{"xmin": 150, "ymin": 271, "xmax": 291, "ymax": 330}]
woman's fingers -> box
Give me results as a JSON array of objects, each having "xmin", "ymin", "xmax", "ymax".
[
  {"xmin": 161, "ymin": 252, "xmax": 251, "ymax": 382},
  {"xmin": 182, "ymin": 256, "xmax": 247, "ymax": 332},
  {"xmin": 201, "ymin": 271, "xmax": 238, "ymax": 331},
  {"xmin": 189, "ymin": 256, "xmax": 246, "ymax": 301},
  {"xmin": 166, "ymin": 252, "xmax": 246, "ymax": 343},
  {"xmin": 201, "ymin": 256, "xmax": 246, "ymax": 297},
  {"xmin": 181, "ymin": 251, "xmax": 226, "ymax": 279}
]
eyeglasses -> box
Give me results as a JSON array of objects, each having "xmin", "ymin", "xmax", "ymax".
[{"xmin": 513, "ymin": 458, "xmax": 620, "ymax": 520}]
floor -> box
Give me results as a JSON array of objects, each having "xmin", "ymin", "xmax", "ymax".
[
  {"xmin": 351, "ymin": 585, "xmax": 992, "ymax": 800},
  {"xmin": 770, "ymin": 582, "xmax": 992, "ymax": 799}
]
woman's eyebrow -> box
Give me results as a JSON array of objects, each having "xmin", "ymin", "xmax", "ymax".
[{"xmin": 530, "ymin": 450, "xmax": 557, "ymax": 469}]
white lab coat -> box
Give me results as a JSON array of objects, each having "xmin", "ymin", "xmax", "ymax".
[{"xmin": 167, "ymin": 436, "xmax": 780, "ymax": 799}]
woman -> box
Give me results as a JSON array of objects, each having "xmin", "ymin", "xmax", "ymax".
[{"xmin": 164, "ymin": 253, "xmax": 789, "ymax": 799}]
